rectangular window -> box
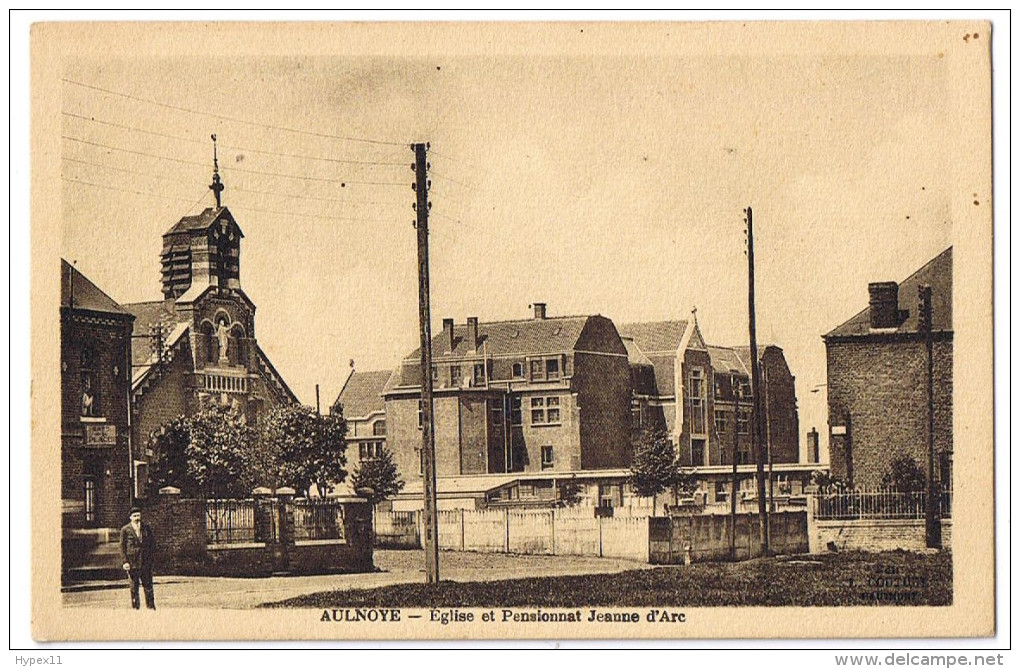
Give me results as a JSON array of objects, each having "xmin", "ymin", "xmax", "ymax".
[
  {"xmin": 491, "ymin": 403, "xmax": 504, "ymax": 428},
  {"xmin": 530, "ymin": 359, "xmax": 544, "ymax": 381},
  {"xmin": 541, "ymin": 445, "xmax": 554, "ymax": 470},
  {"xmin": 414, "ymin": 447, "xmax": 423, "ymax": 474},
  {"xmin": 691, "ymin": 438, "xmax": 706, "ymax": 467},
  {"xmin": 473, "ymin": 363, "xmax": 486, "ymax": 386},
  {"xmin": 359, "ymin": 441, "xmax": 383, "ymax": 461},
  {"xmin": 510, "ymin": 396, "xmax": 522, "ymax": 426},
  {"xmin": 83, "ymin": 477, "xmax": 96, "ymax": 523},
  {"xmin": 530, "ymin": 396, "xmax": 562, "ymax": 425},
  {"xmin": 530, "ymin": 397, "xmax": 545, "ymax": 424},
  {"xmin": 431, "ymin": 365, "xmax": 438, "ymax": 384},
  {"xmin": 546, "ymin": 358, "xmax": 560, "ymax": 380},
  {"xmin": 417, "ymin": 400, "xmax": 423, "ymax": 430},
  {"xmin": 715, "ymin": 411, "xmax": 727, "ymax": 434},
  {"xmin": 450, "ymin": 365, "xmax": 463, "ymax": 387},
  {"xmin": 737, "ymin": 408, "xmax": 750, "ymax": 434},
  {"xmin": 739, "ymin": 377, "xmax": 751, "ymax": 399},
  {"xmin": 133, "ymin": 463, "xmax": 148, "ymax": 500},
  {"xmin": 631, "ymin": 406, "xmax": 642, "ymax": 429},
  {"xmin": 519, "ymin": 482, "xmax": 535, "ymax": 497},
  {"xmin": 373, "ymin": 420, "xmax": 387, "ymax": 436},
  {"xmin": 689, "ymin": 368, "xmax": 705, "ymax": 398},
  {"xmin": 512, "ymin": 361, "xmax": 525, "ymax": 379}
]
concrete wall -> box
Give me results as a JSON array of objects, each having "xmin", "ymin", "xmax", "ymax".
[
  {"xmin": 826, "ymin": 336, "xmax": 952, "ymax": 488},
  {"xmin": 648, "ymin": 511, "xmax": 809, "ymax": 564},
  {"xmin": 377, "ymin": 508, "xmax": 649, "ymax": 562}
]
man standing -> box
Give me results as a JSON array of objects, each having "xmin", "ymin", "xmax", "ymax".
[{"xmin": 119, "ymin": 507, "xmax": 156, "ymax": 610}]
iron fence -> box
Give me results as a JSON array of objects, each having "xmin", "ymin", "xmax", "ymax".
[
  {"xmin": 814, "ymin": 489, "xmax": 952, "ymax": 520},
  {"xmin": 293, "ymin": 498, "xmax": 346, "ymax": 542},
  {"xmin": 206, "ymin": 498, "xmax": 257, "ymax": 544}
]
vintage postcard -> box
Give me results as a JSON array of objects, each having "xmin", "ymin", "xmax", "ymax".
[{"xmin": 31, "ymin": 20, "xmax": 994, "ymax": 641}]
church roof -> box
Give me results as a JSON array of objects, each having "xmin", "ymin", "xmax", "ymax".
[
  {"xmin": 707, "ymin": 345, "xmax": 749, "ymax": 375},
  {"xmin": 121, "ymin": 300, "xmax": 178, "ymax": 367},
  {"xmin": 61, "ymin": 260, "xmax": 131, "ymax": 316},
  {"xmin": 825, "ymin": 247, "xmax": 953, "ymax": 339},
  {"xmin": 164, "ymin": 206, "xmax": 244, "ymax": 237}
]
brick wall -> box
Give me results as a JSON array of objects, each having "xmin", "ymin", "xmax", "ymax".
[
  {"xmin": 811, "ymin": 519, "xmax": 953, "ymax": 553},
  {"xmin": 61, "ymin": 310, "xmax": 134, "ymax": 529},
  {"xmin": 826, "ymin": 336, "xmax": 952, "ymax": 488},
  {"xmin": 146, "ymin": 492, "xmax": 373, "ymax": 576}
]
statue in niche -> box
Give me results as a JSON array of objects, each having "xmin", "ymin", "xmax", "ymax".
[{"xmin": 216, "ymin": 319, "xmax": 231, "ymax": 365}]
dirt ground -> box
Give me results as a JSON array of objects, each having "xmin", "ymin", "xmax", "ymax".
[{"xmin": 61, "ymin": 549, "xmax": 652, "ymax": 609}]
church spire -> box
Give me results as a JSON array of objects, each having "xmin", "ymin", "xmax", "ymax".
[{"xmin": 209, "ymin": 133, "xmax": 224, "ymax": 208}]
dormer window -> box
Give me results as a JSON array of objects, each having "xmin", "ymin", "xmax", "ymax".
[
  {"xmin": 512, "ymin": 361, "xmax": 525, "ymax": 379},
  {"xmin": 546, "ymin": 358, "xmax": 561, "ymax": 380}
]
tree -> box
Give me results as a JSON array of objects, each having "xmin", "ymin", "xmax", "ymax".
[
  {"xmin": 811, "ymin": 469, "xmax": 843, "ymax": 494},
  {"xmin": 148, "ymin": 403, "xmax": 252, "ymax": 498},
  {"xmin": 882, "ymin": 455, "xmax": 927, "ymax": 493},
  {"xmin": 350, "ymin": 447, "xmax": 405, "ymax": 505},
  {"xmin": 557, "ymin": 476, "xmax": 584, "ymax": 507},
  {"xmin": 630, "ymin": 428, "xmax": 695, "ymax": 515},
  {"xmin": 262, "ymin": 404, "xmax": 348, "ymax": 497}
]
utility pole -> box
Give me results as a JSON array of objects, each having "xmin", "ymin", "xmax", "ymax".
[
  {"xmin": 413, "ymin": 142, "xmax": 440, "ymax": 583},
  {"xmin": 764, "ymin": 366, "xmax": 775, "ymax": 513},
  {"xmin": 315, "ymin": 384, "xmax": 321, "ymax": 415},
  {"xmin": 744, "ymin": 206, "xmax": 769, "ymax": 555},
  {"xmin": 730, "ymin": 384, "xmax": 741, "ymax": 561},
  {"xmin": 919, "ymin": 284, "xmax": 942, "ymax": 548}
]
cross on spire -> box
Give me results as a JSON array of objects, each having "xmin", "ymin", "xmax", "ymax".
[{"xmin": 209, "ymin": 133, "xmax": 224, "ymax": 207}]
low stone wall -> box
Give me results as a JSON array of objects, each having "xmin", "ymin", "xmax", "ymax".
[
  {"xmin": 811, "ymin": 518, "xmax": 954, "ymax": 553},
  {"xmin": 648, "ymin": 511, "xmax": 809, "ymax": 564}
]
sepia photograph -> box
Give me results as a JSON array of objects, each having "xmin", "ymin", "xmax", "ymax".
[{"xmin": 25, "ymin": 18, "xmax": 996, "ymax": 643}]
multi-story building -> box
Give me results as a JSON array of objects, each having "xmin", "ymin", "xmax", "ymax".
[
  {"xmin": 382, "ymin": 303, "xmax": 632, "ymax": 481},
  {"xmin": 823, "ymin": 247, "xmax": 953, "ymax": 489},
  {"xmin": 61, "ymin": 260, "xmax": 136, "ymax": 530}
]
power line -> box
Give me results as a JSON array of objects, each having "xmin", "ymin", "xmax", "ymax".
[
  {"xmin": 62, "ymin": 176, "xmax": 200, "ymax": 204},
  {"xmin": 62, "ymin": 156, "xmax": 199, "ymax": 188},
  {"xmin": 62, "ymin": 111, "xmax": 408, "ymax": 167},
  {"xmin": 63, "ymin": 77, "xmax": 409, "ymax": 148},
  {"xmin": 63, "ymin": 134, "xmax": 407, "ymax": 188},
  {"xmin": 64, "ymin": 175, "xmax": 398, "ymax": 224}
]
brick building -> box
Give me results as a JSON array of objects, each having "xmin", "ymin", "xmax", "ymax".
[
  {"xmin": 823, "ymin": 247, "xmax": 953, "ymax": 489},
  {"xmin": 618, "ymin": 321, "xmax": 800, "ymax": 469},
  {"xmin": 382, "ymin": 303, "xmax": 632, "ymax": 481},
  {"xmin": 122, "ymin": 190, "xmax": 297, "ymax": 499},
  {"xmin": 61, "ymin": 260, "xmax": 136, "ymax": 529},
  {"xmin": 333, "ymin": 368, "xmax": 392, "ymax": 470}
]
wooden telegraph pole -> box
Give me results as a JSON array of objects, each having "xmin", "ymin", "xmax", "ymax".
[
  {"xmin": 919, "ymin": 284, "xmax": 942, "ymax": 549},
  {"xmin": 413, "ymin": 142, "xmax": 440, "ymax": 583},
  {"xmin": 730, "ymin": 385, "xmax": 740, "ymax": 561},
  {"xmin": 744, "ymin": 206, "xmax": 769, "ymax": 555}
]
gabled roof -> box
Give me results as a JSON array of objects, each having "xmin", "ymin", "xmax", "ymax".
[
  {"xmin": 408, "ymin": 315, "xmax": 592, "ymax": 360},
  {"xmin": 617, "ymin": 320, "xmax": 689, "ymax": 354},
  {"xmin": 707, "ymin": 345, "xmax": 749, "ymax": 375},
  {"xmin": 131, "ymin": 321, "xmax": 190, "ymax": 389},
  {"xmin": 335, "ymin": 370, "xmax": 392, "ymax": 419},
  {"xmin": 164, "ymin": 206, "xmax": 244, "ymax": 237},
  {"xmin": 825, "ymin": 247, "xmax": 953, "ymax": 338},
  {"xmin": 122, "ymin": 300, "xmax": 178, "ymax": 367},
  {"xmin": 61, "ymin": 260, "xmax": 131, "ymax": 316}
]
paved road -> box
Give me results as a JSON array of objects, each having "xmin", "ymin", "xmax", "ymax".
[{"xmin": 62, "ymin": 550, "xmax": 652, "ymax": 609}]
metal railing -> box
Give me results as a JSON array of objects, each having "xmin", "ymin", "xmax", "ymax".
[
  {"xmin": 814, "ymin": 489, "xmax": 952, "ymax": 520},
  {"xmin": 293, "ymin": 498, "xmax": 346, "ymax": 542},
  {"xmin": 206, "ymin": 498, "xmax": 256, "ymax": 544}
]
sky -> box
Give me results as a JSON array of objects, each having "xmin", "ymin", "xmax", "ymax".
[{"xmin": 57, "ymin": 25, "xmax": 958, "ymax": 460}]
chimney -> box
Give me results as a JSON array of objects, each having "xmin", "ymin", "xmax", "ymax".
[
  {"xmin": 807, "ymin": 427, "xmax": 820, "ymax": 463},
  {"xmin": 466, "ymin": 317, "xmax": 479, "ymax": 350},
  {"xmin": 532, "ymin": 302, "xmax": 547, "ymax": 320},
  {"xmin": 442, "ymin": 318, "xmax": 455, "ymax": 351},
  {"xmin": 868, "ymin": 281, "xmax": 899, "ymax": 329}
]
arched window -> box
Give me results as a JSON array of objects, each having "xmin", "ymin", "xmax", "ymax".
[
  {"xmin": 230, "ymin": 324, "xmax": 247, "ymax": 367},
  {"xmin": 200, "ymin": 321, "xmax": 217, "ymax": 364}
]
